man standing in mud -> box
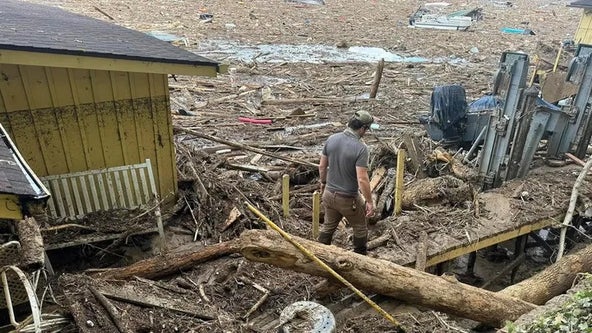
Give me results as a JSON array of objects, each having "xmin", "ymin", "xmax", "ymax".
[{"xmin": 317, "ymin": 110, "xmax": 375, "ymax": 255}]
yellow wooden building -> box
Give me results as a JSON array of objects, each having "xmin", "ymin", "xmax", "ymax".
[
  {"xmin": 569, "ymin": 0, "xmax": 592, "ymax": 44},
  {"xmin": 0, "ymin": 0, "xmax": 222, "ymax": 212}
]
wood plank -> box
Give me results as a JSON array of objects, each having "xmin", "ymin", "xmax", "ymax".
[{"xmin": 425, "ymin": 216, "xmax": 559, "ymax": 267}]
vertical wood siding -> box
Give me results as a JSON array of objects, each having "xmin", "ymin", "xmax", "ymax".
[
  {"xmin": 0, "ymin": 64, "xmax": 177, "ymax": 202},
  {"xmin": 575, "ymin": 10, "xmax": 592, "ymax": 45}
]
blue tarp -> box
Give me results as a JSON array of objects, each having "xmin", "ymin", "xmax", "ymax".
[
  {"xmin": 430, "ymin": 85, "xmax": 467, "ymax": 131},
  {"xmin": 468, "ymin": 94, "xmax": 503, "ymax": 112},
  {"xmin": 535, "ymin": 97, "xmax": 561, "ymax": 111},
  {"xmin": 468, "ymin": 94, "xmax": 560, "ymax": 112}
]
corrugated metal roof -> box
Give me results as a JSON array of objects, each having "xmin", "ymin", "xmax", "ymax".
[
  {"xmin": 0, "ymin": 0, "xmax": 219, "ymax": 68},
  {"xmin": 568, "ymin": 0, "xmax": 592, "ymax": 9}
]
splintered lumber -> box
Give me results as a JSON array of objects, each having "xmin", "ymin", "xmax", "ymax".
[
  {"xmin": 239, "ymin": 229, "xmax": 535, "ymax": 327},
  {"xmin": 175, "ymin": 126, "xmax": 317, "ymax": 168},
  {"xmin": 90, "ymin": 240, "xmax": 241, "ymax": 280},
  {"xmin": 499, "ymin": 243, "xmax": 592, "ymax": 305},
  {"xmin": 401, "ymin": 133, "xmax": 426, "ymax": 178}
]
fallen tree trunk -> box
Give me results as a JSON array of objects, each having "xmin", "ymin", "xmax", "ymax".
[
  {"xmin": 90, "ymin": 240, "xmax": 241, "ymax": 280},
  {"xmin": 499, "ymin": 243, "xmax": 592, "ymax": 305},
  {"xmin": 239, "ymin": 229, "xmax": 535, "ymax": 327}
]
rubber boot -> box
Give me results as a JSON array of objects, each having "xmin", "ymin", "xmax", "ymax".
[
  {"xmin": 317, "ymin": 232, "xmax": 333, "ymax": 245},
  {"xmin": 353, "ymin": 236, "xmax": 368, "ymax": 255}
]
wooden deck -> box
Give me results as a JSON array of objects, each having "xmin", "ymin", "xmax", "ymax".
[{"xmin": 369, "ymin": 165, "xmax": 589, "ymax": 267}]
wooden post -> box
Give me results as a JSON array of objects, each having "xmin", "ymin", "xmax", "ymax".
[
  {"xmin": 282, "ymin": 174, "xmax": 290, "ymax": 218},
  {"xmin": 369, "ymin": 58, "xmax": 385, "ymax": 99},
  {"xmin": 394, "ymin": 149, "xmax": 406, "ymax": 216},
  {"xmin": 415, "ymin": 231, "xmax": 428, "ymax": 271},
  {"xmin": 312, "ymin": 190, "xmax": 320, "ymax": 239}
]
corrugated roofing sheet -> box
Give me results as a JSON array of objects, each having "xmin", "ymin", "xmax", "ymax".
[{"xmin": 0, "ymin": 0, "xmax": 218, "ymax": 67}]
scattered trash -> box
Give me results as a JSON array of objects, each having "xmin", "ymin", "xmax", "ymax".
[
  {"xmin": 470, "ymin": 47, "xmax": 479, "ymax": 54},
  {"xmin": 424, "ymin": 2, "xmax": 451, "ymax": 7},
  {"xmin": 500, "ymin": 27, "xmax": 535, "ymax": 35},
  {"xmin": 248, "ymin": 173, "xmax": 263, "ymax": 181},
  {"xmin": 225, "ymin": 23, "xmax": 236, "ymax": 30},
  {"xmin": 238, "ymin": 117, "xmax": 273, "ymax": 125},
  {"xmin": 199, "ymin": 13, "xmax": 213, "ymax": 23},
  {"xmin": 178, "ymin": 109, "xmax": 197, "ymax": 116},
  {"xmin": 335, "ymin": 40, "xmax": 349, "ymax": 49},
  {"xmin": 448, "ymin": 8, "xmax": 483, "ymax": 21},
  {"xmin": 410, "ymin": 13, "xmax": 472, "ymax": 30},
  {"xmin": 146, "ymin": 31, "xmax": 188, "ymax": 46},
  {"xmin": 285, "ymin": 0, "xmax": 325, "ymax": 5},
  {"xmin": 491, "ymin": 1, "xmax": 512, "ymax": 7},
  {"xmin": 409, "ymin": 7, "xmax": 482, "ymax": 30}
]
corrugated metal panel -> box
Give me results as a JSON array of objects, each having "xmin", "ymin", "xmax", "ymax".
[
  {"xmin": 575, "ymin": 10, "xmax": 592, "ymax": 44},
  {"xmin": 0, "ymin": 63, "xmax": 177, "ymax": 201}
]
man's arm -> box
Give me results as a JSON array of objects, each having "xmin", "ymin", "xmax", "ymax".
[
  {"xmin": 356, "ymin": 166, "xmax": 375, "ymax": 217},
  {"xmin": 319, "ymin": 154, "xmax": 328, "ymax": 192}
]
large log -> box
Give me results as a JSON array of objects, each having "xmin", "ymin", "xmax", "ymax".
[
  {"xmin": 239, "ymin": 229, "xmax": 535, "ymax": 327},
  {"xmin": 90, "ymin": 240, "xmax": 241, "ymax": 280},
  {"xmin": 499, "ymin": 243, "xmax": 592, "ymax": 305}
]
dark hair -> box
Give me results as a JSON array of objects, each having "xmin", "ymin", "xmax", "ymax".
[{"xmin": 348, "ymin": 117, "xmax": 368, "ymax": 130}]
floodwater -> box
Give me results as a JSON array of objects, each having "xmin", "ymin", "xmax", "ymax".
[{"xmin": 195, "ymin": 39, "xmax": 466, "ymax": 64}]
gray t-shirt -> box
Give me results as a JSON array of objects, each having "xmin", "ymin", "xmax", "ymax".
[{"xmin": 322, "ymin": 129, "xmax": 369, "ymax": 196}]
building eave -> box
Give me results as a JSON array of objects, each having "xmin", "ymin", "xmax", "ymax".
[{"xmin": 0, "ymin": 49, "xmax": 222, "ymax": 76}]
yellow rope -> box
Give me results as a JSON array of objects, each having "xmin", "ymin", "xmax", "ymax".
[{"xmin": 245, "ymin": 202, "xmax": 405, "ymax": 332}]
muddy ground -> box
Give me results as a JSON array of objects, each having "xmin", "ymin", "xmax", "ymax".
[{"xmin": 19, "ymin": 0, "xmax": 591, "ymax": 332}]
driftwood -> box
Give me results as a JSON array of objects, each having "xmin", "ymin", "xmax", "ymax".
[
  {"xmin": 402, "ymin": 175, "xmax": 472, "ymax": 209},
  {"xmin": 16, "ymin": 217, "xmax": 45, "ymax": 270},
  {"xmin": 99, "ymin": 285, "xmax": 215, "ymax": 320},
  {"xmin": 415, "ymin": 231, "xmax": 428, "ymax": 271},
  {"xmin": 373, "ymin": 168, "xmax": 395, "ymax": 221},
  {"xmin": 401, "ymin": 133, "xmax": 426, "ymax": 178},
  {"xmin": 499, "ymin": 243, "xmax": 592, "ymax": 305},
  {"xmin": 557, "ymin": 156, "xmax": 592, "ymax": 261},
  {"xmin": 261, "ymin": 97, "xmax": 373, "ymax": 105},
  {"xmin": 369, "ymin": 59, "xmax": 385, "ymax": 99},
  {"xmin": 90, "ymin": 240, "xmax": 241, "ymax": 280},
  {"xmin": 89, "ymin": 286, "xmax": 132, "ymax": 333},
  {"xmin": 175, "ymin": 127, "xmax": 317, "ymax": 168},
  {"xmin": 239, "ymin": 229, "xmax": 535, "ymax": 327}
]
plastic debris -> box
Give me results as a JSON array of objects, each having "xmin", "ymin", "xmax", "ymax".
[
  {"xmin": 199, "ymin": 13, "xmax": 213, "ymax": 23},
  {"xmin": 146, "ymin": 31, "xmax": 188, "ymax": 46},
  {"xmin": 500, "ymin": 27, "xmax": 535, "ymax": 35}
]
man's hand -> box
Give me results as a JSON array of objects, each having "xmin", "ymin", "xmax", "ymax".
[{"xmin": 365, "ymin": 201, "xmax": 375, "ymax": 217}]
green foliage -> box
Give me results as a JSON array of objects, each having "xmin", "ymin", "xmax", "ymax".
[{"xmin": 505, "ymin": 276, "xmax": 592, "ymax": 333}]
